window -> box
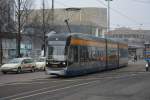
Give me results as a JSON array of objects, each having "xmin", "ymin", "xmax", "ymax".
[
  {"xmin": 68, "ymin": 46, "xmax": 79, "ymax": 63},
  {"xmin": 79, "ymin": 46, "xmax": 89, "ymax": 62},
  {"xmin": 23, "ymin": 59, "xmax": 33, "ymax": 64}
]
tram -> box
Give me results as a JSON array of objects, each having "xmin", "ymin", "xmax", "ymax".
[{"xmin": 45, "ymin": 33, "xmax": 128, "ymax": 76}]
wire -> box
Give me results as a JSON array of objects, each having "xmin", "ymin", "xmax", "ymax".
[
  {"xmin": 132, "ymin": 0, "xmax": 150, "ymax": 4},
  {"xmin": 55, "ymin": 0, "xmax": 73, "ymax": 8},
  {"xmin": 96, "ymin": 0, "xmax": 141, "ymax": 25},
  {"xmin": 43, "ymin": 0, "xmax": 149, "ymax": 29}
]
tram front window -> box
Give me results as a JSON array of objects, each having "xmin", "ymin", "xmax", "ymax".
[
  {"xmin": 47, "ymin": 45, "xmax": 67, "ymax": 68},
  {"xmin": 48, "ymin": 45, "xmax": 66, "ymax": 61},
  {"xmin": 48, "ymin": 46, "xmax": 65, "ymax": 55},
  {"xmin": 46, "ymin": 40, "xmax": 67, "ymax": 68}
]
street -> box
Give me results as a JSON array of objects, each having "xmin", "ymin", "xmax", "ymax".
[
  {"xmin": 0, "ymin": 0, "xmax": 149, "ymax": 99},
  {"xmin": 0, "ymin": 60, "xmax": 150, "ymax": 100}
]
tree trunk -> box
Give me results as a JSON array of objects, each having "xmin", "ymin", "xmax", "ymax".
[{"xmin": 0, "ymin": 37, "xmax": 2, "ymax": 65}]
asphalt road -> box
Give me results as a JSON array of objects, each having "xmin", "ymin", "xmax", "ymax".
[{"xmin": 0, "ymin": 60, "xmax": 150, "ymax": 100}]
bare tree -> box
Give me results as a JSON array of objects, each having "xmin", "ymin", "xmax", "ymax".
[
  {"xmin": 42, "ymin": 0, "xmax": 56, "ymax": 56},
  {"xmin": 14, "ymin": 0, "xmax": 34, "ymax": 57},
  {"xmin": 0, "ymin": 0, "xmax": 13, "ymax": 31},
  {"xmin": 29, "ymin": 0, "xmax": 55, "ymax": 56},
  {"xmin": 21, "ymin": 0, "xmax": 56, "ymax": 57},
  {"xmin": 0, "ymin": 0, "xmax": 15, "ymax": 64}
]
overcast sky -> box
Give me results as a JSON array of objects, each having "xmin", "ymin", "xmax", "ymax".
[{"xmin": 34, "ymin": 0, "xmax": 150, "ymax": 29}]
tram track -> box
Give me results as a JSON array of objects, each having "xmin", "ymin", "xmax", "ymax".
[
  {"xmin": 1, "ymin": 71, "xmax": 149, "ymax": 100},
  {"xmin": 0, "ymin": 77, "xmax": 101, "ymax": 100}
]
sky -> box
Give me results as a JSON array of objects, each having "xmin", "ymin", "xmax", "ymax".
[{"xmin": 34, "ymin": 0, "xmax": 150, "ymax": 30}]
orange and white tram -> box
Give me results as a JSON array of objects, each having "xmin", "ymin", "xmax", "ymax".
[{"xmin": 45, "ymin": 33, "xmax": 128, "ymax": 76}]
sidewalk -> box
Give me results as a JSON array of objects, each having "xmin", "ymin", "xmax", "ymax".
[{"xmin": 120, "ymin": 60, "xmax": 147, "ymax": 72}]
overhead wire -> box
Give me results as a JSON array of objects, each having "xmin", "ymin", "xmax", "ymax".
[
  {"xmin": 132, "ymin": 0, "xmax": 150, "ymax": 4},
  {"xmin": 96, "ymin": 0, "xmax": 141, "ymax": 25},
  {"xmin": 47, "ymin": 0, "xmax": 149, "ymax": 29},
  {"xmin": 55, "ymin": 0, "xmax": 72, "ymax": 8}
]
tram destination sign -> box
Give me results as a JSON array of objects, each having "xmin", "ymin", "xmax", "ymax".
[{"xmin": 48, "ymin": 41, "xmax": 66, "ymax": 45}]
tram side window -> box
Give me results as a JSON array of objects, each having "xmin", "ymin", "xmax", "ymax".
[
  {"xmin": 84, "ymin": 46, "xmax": 89, "ymax": 61},
  {"xmin": 79, "ymin": 46, "xmax": 89, "ymax": 62},
  {"xmin": 97, "ymin": 48, "xmax": 103, "ymax": 61},
  {"xmin": 68, "ymin": 46, "xmax": 78, "ymax": 63},
  {"xmin": 80, "ymin": 46, "xmax": 85, "ymax": 62},
  {"xmin": 73, "ymin": 46, "xmax": 78, "ymax": 62},
  {"xmin": 68, "ymin": 46, "xmax": 74, "ymax": 63},
  {"xmin": 95, "ymin": 47, "xmax": 99, "ymax": 61},
  {"xmin": 91, "ymin": 47, "xmax": 96, "ymax": 61},
  {"xmin": 88, "ymin": 47, "xmax": 93, "ymax": 61}
]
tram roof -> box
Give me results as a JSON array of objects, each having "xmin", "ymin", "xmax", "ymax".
[{"xmin": 47, "ymin": 32, "xmax": 127, "ymax": 44}]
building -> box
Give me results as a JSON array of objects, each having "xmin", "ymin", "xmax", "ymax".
[
  {"xmin": 0, "ymin": 7, "xmax": 107, "ymax": 63},
  {"xmin": 0, "ymin": 32, "xmax": 16, "ymax": 64},
  {"xmin": 106, "ymin": 28, "xmax": 150, "ymax": 59},
  {"xmin": 23, "ymin": 7, "xmax": 107, "ymax": 57},
  {"xmin": 25, "ymin": 7, "xmax": 107, "ymax": 36}
]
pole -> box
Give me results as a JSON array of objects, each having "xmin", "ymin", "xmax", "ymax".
[
  {"xmin": 108, "ymin": 0, "xmax": 110, "ymax": 33},
  {"xmin": 105, "ymin": 0, "xmax": 112, "ymax": 33},
  {"xmin": 16, "ymin": 0, "xmax": 21, "ymax": 57},
  {"xmin": 0, "ymin": 37, "xmax": 2, "ymax": 65},
  {"xmin": 51, "ymin": 0, "xmax": 54, "ymax": 30},
  {"xmin": 42, "ymin": 0, "xmax": 46, "ymax": 56},
  {"xmin": 105, "ymin": 0, "xmax": 112, "ymax": 69}
]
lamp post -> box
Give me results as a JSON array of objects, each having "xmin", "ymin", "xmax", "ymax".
[{"xmin": 105, "ymin": 0, "xmax": 112, "ymax": 33}]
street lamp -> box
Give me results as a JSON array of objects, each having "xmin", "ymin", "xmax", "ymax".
[{"xmin": 105, "ymin": 0, "xmax": 113, "ymax": 33}]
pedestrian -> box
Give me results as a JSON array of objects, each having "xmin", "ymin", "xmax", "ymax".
[
  {"xmin": 134, "ymin": 55, "xmax": 137, "ymax": 62},
  {"xmin": 146, "ymin": 61, "xmax": 149, "ymax": 71}
]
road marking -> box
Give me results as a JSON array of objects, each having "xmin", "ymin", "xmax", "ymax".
[
  {"xmin": 1, "ymin": 71, "xmax": 147, "ymax": 87},
  {"xmin": 1, "ymin": 77, "xmax": 107, "ymax": 100},
  {"xmin": 0, "ymin": 79, "xmax": 83, "ymax": 87},
  {"xmin": 1, "ymin": 71, "xmax": 148, "ymax": 87},
  {"xmin": 0, "ymin": 81, "xmax": 47, "ymax": 87},
  {"xmin": 12, "ymin": 80, "xmax": 99, "ymax": 100},
  {"xmin": 0, "ymin": 84, "xmax": 66, "ymax": 100},
  {"xmin": 0, "ymin": 78, "xmax": 102, "ymax": 100},
  {"xmin": 0, "ymin": 78, "xmax": 105, "ymax": 87}
]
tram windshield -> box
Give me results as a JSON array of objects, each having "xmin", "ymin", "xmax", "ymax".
[{"xmin": 47, "ymin": 41, "xmax": 66, "ymax": 61}]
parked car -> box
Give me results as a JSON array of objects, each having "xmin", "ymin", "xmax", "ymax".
[
  {"xmin": 0, "ymin": 57, "xmax": 36, "ymax": 74},
  {"xmin": 35, "ymin": 57, "xmax": 46, "ymax": 71}
]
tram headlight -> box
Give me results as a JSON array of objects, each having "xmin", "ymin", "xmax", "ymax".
[
  {"xmin": 46, "ymin": 62, "xmax": 49, "ymax": 65},
  {"xmin": 62, "ymin": 62, "xmax": 66, "ymax": 65}
]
